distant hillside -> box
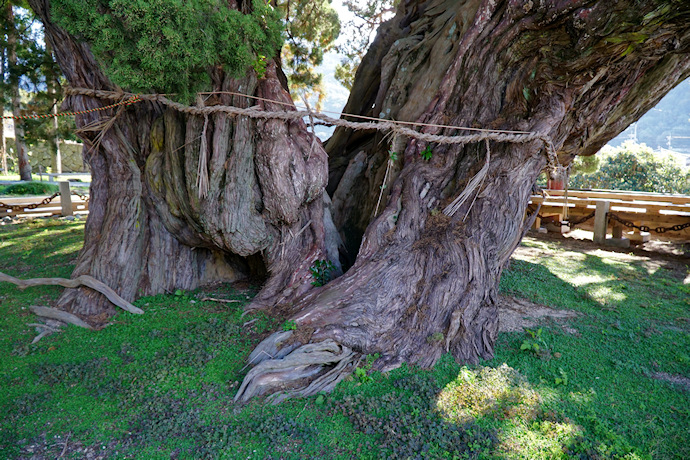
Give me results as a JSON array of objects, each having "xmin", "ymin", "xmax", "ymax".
[{"xmin": 610, "ymin": 78, "xmax": 690, "ymax": 151}]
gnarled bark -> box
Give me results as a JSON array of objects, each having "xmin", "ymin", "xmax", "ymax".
[
  {"xmin": 28, "ymin": 0, "xmax": 690, "ymax": 400},
  {"xmin": 29, "ymin": 0, "xmax": 339, "ymax": 326},
  {"xmin": 236, "ymin": 0, "xmax": 690, "ymax": 400}
]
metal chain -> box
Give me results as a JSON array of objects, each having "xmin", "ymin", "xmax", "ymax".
[
  {"xmin": 70, "ymin": 190, "xmax": 90, "ymax": 203},
  {"xmin": 566, "ymin": 211, "xmax": 596, "ymax": 227},
  {"xmin": 526, "ymin": 207, "xmax": 595, "ymax": 227},
  {"xmin": 0, "ymin": 193, "xmax": 60, "ymax": 212},
  {"xmin": 608, "ymin": 212, "xmax": 690, "ymax": 234}
]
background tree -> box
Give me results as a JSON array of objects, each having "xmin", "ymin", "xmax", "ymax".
[
  {"xmin": 26, "ymin": 0, "xmax": 690, "ymax": 401},
  {"xmin": 2, "ymin": 2, "xmax": 32, "ymax": 179},
  {"xmin": 1, "ymin": 1, "xmax": 66, "ymax": 176},
  {"xmin": 334, "ymin": 0, "xmax": 395, "ymax": 90},
  {"xmin": 570, "ymin": 141, "xmax": 690, "ymax": 193},
  {"xmin": 20, "ymin": 37, "xmax": 75, "ymax": 173},
  {"xmin": 276, "ymin": 0, "xmax": 340, "ymax": 110}
]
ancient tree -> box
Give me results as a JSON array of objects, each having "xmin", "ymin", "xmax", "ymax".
[{"xmin": 26, "ymin": 0, "xmax": 690, "ymax": 401}]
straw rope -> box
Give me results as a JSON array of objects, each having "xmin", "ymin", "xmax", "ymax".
[{"xmin": 62, "ymin": 87, "xmax": 566, "ymax": 202}]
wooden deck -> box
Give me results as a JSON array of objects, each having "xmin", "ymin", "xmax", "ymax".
[{"xmin": 529, "ymin": 189, "xmax": 690, "ymax": 243}]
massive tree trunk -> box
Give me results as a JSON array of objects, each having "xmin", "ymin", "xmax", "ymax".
[
  {"xmin": 29, "ymin": 0, "xmax": 690, "ymax": 400},
  {"xmin": 236, "ymin": 0, "xmax": 690, "ymax": 401},
  {"xmin": 29, "ymin": 0, "xmax": 338, "ymax": 325}
]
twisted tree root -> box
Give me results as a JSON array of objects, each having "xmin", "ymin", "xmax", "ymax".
[
  {"xmin": 0, "ymin": 271, "xmax": 143, "ymax": 314},
  {"xmin": 234, "ymin": 333, "xmax": 361, "ymax": 404},
  {"xmin": 29, "ymin": 305, "xmax": 93, "ymax": 329}
]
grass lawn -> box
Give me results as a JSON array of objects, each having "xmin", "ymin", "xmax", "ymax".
[{"xmin": 0, "ymin": 220, "xmax": 688, "ymax": 459}]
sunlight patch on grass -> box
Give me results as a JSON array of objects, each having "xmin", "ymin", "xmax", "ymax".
[
  {"xmin": 436, "ymin": 364, "xmax": 585, "ymax": 460},
  {"xmin": 588, "ymin": 285, "xmax": 626, "ymax": 303},
  {"xmin": 496, "ymin": 420, "xmax": 582, "ymax": 460},
  {"xmin": 437, "ymin": 365, "xmax": 540, "ymax": 424},
  {"xmin": 567, "ymin": 273, "xmax": 611, "ymax": 287}
]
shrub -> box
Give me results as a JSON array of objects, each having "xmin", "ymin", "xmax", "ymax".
[
  {"xmin": 570, "ymin": 141, "xmax": 690, "ymax": 194},
  {"xmin": 0, "ymin": 181, "xmax": 59, "ymax": 196}
]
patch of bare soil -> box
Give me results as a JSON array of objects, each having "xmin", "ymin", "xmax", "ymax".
[
  {"xmin": 651, "ymin": 372, "xmax": 690, "ymax": 392},
  {"xmin": 15, "ymin": 432, "xmax": 122, "ymax": 460},
  {"xmin": 497, "ymin": 296, "xmax": 579, "ymax": 333},
  {"xmin": 532, "ymin": 229, "xmax": 690, "ymax": 283}
]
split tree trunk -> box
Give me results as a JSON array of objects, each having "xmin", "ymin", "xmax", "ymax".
[{"xmin": 28, "ymin": 0, "xmax": 690, "ymax": 400}]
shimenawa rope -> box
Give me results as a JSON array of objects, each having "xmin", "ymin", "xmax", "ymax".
[{"xmin": 62, "ymin": 87, "xmax": 566, "ymax": 201}]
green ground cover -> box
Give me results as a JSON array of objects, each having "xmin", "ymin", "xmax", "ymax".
[
  {"xmin": 0, "ymin": 220, "xmax": 688, "ymax": 459},
  {"xmin": 0, "ymin": 182, "xmax": 60, "ymax": 197}
]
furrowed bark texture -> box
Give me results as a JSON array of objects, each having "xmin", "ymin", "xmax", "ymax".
[
  {"xmin": 28, "ymin": 0, "xmax": 337, "ymax": 325},
  {"xmin": 28, "ymin": 0, "xmax": 690, "ymax": 400},
  {"xmin": 236, "ymin": 0, "xmax": 690, "ymax": 400}
]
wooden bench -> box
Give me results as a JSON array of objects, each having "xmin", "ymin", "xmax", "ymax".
[{"xmin": 529, "ymin": 189, "xmax": 690, "ymax": 245}]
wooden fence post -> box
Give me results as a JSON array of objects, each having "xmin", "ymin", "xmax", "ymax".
[
  {"xmin": 593, "ymin": 200, "xmax": 610, "ymax": 244},
  {"xmin": 59, "ymin": 181, "xmax": 73, "ymax": 217}
]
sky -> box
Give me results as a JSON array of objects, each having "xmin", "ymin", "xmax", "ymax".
[{"xmin": 305, "ymin": 0, "xmax": 358, "ymax": 140}]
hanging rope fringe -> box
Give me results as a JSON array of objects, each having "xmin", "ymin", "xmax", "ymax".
[
  {"xmin": 197, "ymin": 113, "xmax": 210, "ymax": 198},
  {"xmin": 63, "ymin": 87, "xmax": 566, "ymax": 180},
  {"xmin": 300, "ymin": 93, "xmax": 319, "ymax": 160},
  {"xmin": 443, "ymin": 139, "xmax": 492, "ymax": 218},
  {"xmin": 373, "ymin": 133, "xmax": 399, "ymax": 218}
]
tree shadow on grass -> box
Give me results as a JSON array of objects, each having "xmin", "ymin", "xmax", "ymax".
[{"xmin": 1, "ymin": 240, "xmax": 687, "ymax": 459}]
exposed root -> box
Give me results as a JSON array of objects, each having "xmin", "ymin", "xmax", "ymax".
[
  {"xmin": 199, "ymin": 297, "xmax": 241, "ymax": 304},
  {"xmin": 235, "ymin": 335, "xmax": 360, "ymax": 404},
  {"xmin": 28, "ymin": 320, "xmax": 64, "ymax": 344},
  {"xmin": 0, "ymin": 271, "xmax": 143, "ymax": 314},
  {"xmin": 29, "ymin": 306, "xmax": 93, "ymax": 329}
]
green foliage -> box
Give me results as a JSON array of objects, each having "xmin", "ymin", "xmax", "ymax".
[
  {"xmin": 0, "ymin": 181, "xmax": 58, "ymax": 196},
  {"xmin": 335, "ymin": 0, "xmax": 396, "ymax": 90},
  {"xmin": 277, "ymin": 0, "xmax": 339, "ymax": 108},
  {"xmin": 420, "ymin": 144, "xmax": 433, "ymax": 161},
  {"xmin": 50, "ymin": 0, "xmax": 283, "ymax": 101},
  {"xmin": 1, "ymin": 223, "xmax": 689, "ymax": 458},
  {"xmin": 309, "ymin": 259, "xmax": 335, "ymax": 286},
  {"xmin": 569, "ymin": 154, "xmax": 600, "ymax": 175},
  {"xmin": 554, "ymin": 367, "xmax": 568, "ymax": 386},
  {"xmin": 570, "ymin": 141, "xmax": 690, "ymax": 193},
  {"xmin": 251, "ymin": 54, "xmax": 268, "ymax": 80},
  {"xmin": 331, "ymin": 371, "xmax": 496, "ymax": 458},
  {"xmin": 1, "ymin": 5, "xmax": 73, "ymax": 148},
  {"xmin": 1, "ymin": 5, "xmax": 47, "ymax": 97},
  {"xmin": 353, "ymin": 353, "xmax": 379, "ymax": 383},
  {"xmin": 282, "ymin": 319, "xmax": 297, "ymax": 331},
  {"xmin": 519, "ymin": 327, "xmax": 548, "ymax": 356}
]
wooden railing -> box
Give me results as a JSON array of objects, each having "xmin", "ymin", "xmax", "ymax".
[
  {"xmin": 529, "ymin": 189, "xmax": 690, "ymax": 244},
  {"xmin": 0, "ymin": 182, "xmax": 89, "ymax": 218},
  {"xmin": 36, "ymin": 172, "xmax": 91, "ymax": 183}
]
